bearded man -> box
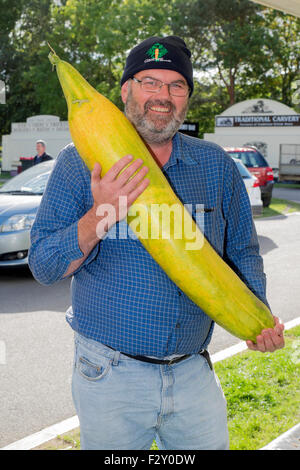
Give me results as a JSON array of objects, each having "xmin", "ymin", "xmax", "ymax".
[{"xmin": 28, "ymin": 36, "xmax": 284, "ymax": 450}]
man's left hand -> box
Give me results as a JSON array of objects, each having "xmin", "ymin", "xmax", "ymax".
[{"xmin": 246, "ymin": 316, "xmax": 285, "ymax": 353}]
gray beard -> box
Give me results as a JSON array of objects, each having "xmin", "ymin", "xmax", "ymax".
[{"xmin": 124, "ymin": 87, "xmax": 188, "ymax": 145}]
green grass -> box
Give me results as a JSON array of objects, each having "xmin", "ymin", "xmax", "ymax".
[
  {"xmin": 0, "ymin": 172, "xmax": 13, "ymax": 188},
  {"xmin": 0, "ymin": 171, "xmax": 11, "ymax": 179},
  {"xmin": 33, "ymin": 431, "xmax": 81, "ymax": 450},
  {"xmin": 35, "ymin": 326, "xmax": 300, "ymax": 451},
  {"xmin": 255, "ymin": 197, "xmax": 300, "ymax": 218},
  {"xmin": 215, "ymin": 325, "xmax": 300, "ymax": 450}
]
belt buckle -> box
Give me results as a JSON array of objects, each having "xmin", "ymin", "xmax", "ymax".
[{"xmin": 168, "ymin": 356, "xmax": 178, "ymax": 366}]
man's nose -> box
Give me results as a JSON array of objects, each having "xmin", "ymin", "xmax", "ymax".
[{"xmin": 156, "ymin": 83, "xmax": 172, "ymax": 99}]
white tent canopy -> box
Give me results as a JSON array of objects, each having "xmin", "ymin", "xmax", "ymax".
[{"xmin": 252, "ymin": 1, "xmax": 300, "ymax": 17}]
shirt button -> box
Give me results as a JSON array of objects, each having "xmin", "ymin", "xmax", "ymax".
[
  {"xmin": 176, "ymin": 322, "xmax": 181, "ymax": 328},
  {"xmin": 178, "ymin": 291, "xmax": 182, "ymax": 296}
]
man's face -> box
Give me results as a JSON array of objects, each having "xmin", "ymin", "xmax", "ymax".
[
  {"xmin": 121, "ymin": 69, "xmax": 189, "ymax": 145},
  {"xmin": 36, "ymin": 143, "xmax": 45, "ymax": 155}
]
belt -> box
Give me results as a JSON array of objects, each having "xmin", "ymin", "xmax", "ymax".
[{"xmin": 105, "ymin": 344, "xmax": 213, "ymax": 369}]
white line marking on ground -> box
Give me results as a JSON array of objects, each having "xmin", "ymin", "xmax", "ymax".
[
  {"xmin": 1, "ymin": 416, "xmax": 79, "ymax": 450},
  {"xmin": 211, "ymin": 316, "xmax": 300, "ymax": 363},
  {"xmin": 260, "ymin": 422, "xmax": 300, "ymax": 450}
]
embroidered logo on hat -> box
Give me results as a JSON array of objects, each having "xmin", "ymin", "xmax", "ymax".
[{"xmin": 145, "ymin": 42, "xmax": 171, "ymax": 64}]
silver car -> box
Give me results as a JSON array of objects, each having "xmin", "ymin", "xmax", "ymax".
[
  {"xmin": 0, "ymin": 161, "xmax": 54, "ymax": 267},
  {"xmin": 232, "ymin": 157, "xmax": 263, "ymax": 216}
]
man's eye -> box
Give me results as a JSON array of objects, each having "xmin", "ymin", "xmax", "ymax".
[
  {"xmin": 170, "ymin": 83, "xmax": 184, "ymax": 89},
  {"xmin": 143, "ymin": 80, "xmax": 157, "ymax": 86}
]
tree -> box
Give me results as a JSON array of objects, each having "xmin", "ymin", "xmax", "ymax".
[
  {"xmin": 0, "ymin": 0, "xmax": 25, "ymax": 137},
  {"xmin": 170, "ymin": 0, "xmax": 276, "ymax": 105},
  {"xmin": 262, "ymin": 9, "xmax": 300, "ymax": 107},
  {"xmin": 186, "ymin": 78, "xmax": 228, "ymax": 137},
  {"xmin": 48, "ymin": 0, "xmax": 171, "ymax": 108},
  {"xmin": 2, "ymin": 0, "xmax": 300, "ymax": 143},
  {"xmin": 0, "ymin": 0, "xmax": 56, "ymax": 137},
  {"xmin": 0, "ymin": 0, "xmax": 171, "ymax": 137}
]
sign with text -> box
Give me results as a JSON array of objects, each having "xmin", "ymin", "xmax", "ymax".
[
  {"xmin": 179, "ymin": 122, "xmax": 199, "ymax": 137},
  {"xmin": 216, "ymin": 115, "xmax": 300, "ymax": 127},
  {"xmin": 12, "ymin": 121, "xmax": 69, "ymax": 132}
]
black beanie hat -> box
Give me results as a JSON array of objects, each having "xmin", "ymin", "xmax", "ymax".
[{"xmin": 120, "ymin": 36, "xmax": 194, "ymax": 96}]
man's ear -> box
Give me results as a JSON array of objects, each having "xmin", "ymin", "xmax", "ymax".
[{"xmin": 121, "ymin": 81, "xmax": 129, "ymax": 104}]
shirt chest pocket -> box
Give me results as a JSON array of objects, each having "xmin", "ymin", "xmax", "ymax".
[
  {"xmin": 188, "ymin": 204, "xmax": 225, "ymax": 256},
  {"xmin": 194, "ymin": 206, "xmax": 215, "ymax": 229},
  {"xmin": 184, "ymin": 203, "xmax": 215, "ymax": 233}
]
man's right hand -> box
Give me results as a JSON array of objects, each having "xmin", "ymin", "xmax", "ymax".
[
  {"xmin": 62, "ymin": 155, "xmax": 149, "ymax": 279},
  {"xmin": 91, "ymin": 155, "xmax": 150, "ymax": 231}
]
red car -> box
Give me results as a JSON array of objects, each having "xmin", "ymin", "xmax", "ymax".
[{"xmin": 224, "ymin": 146, "xmax": 274, "ymax": 207}]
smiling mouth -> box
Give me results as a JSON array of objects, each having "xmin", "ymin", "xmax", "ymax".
[{"xmin": 149, "ymin": 106, "xmax": 171, "ymax": 113}]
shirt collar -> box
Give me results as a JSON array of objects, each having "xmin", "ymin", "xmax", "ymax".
[{"xmin": 162, "ymin": 132, "xmax": 198, "ymax": 171}]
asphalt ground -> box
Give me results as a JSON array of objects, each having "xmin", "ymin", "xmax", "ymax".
[{"xmin": 273, "ymin": 186, "xmax": 300, "ymax": 203}]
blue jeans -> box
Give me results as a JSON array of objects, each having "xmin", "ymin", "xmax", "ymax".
[{"xmin": 71, "ymin": 332, "xmax": 229, "ymax": 450}]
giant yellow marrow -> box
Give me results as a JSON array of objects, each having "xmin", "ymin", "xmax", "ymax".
[{"xmin": 48, "ymin": 46, "xmax": 274, "ymax": 342}]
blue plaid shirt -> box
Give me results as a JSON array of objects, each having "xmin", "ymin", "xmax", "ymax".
[{"xmin": 28, "ymin": 132, "xmax": 270, "ymax": 357}]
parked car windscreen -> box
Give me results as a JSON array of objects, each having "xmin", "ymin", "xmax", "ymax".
[
  {"xmin": 0, "ymin": 161, "xmax": 54, "ymax": 195},
  {"xmin": 227, "ymin": 151, "xmax": 268, "ymax": 168},
  {"xmin": 233, "ymin": 159, "xmax": 252, "ymax": 179}
]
